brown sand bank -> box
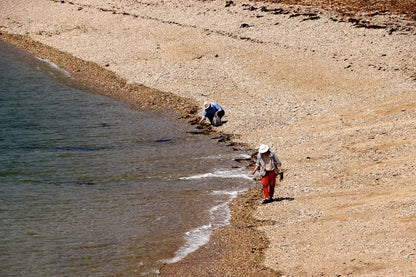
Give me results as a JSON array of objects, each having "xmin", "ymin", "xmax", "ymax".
[{"xmin": 1, "ymin": 0, "xmax": 416, "ymax": 276}]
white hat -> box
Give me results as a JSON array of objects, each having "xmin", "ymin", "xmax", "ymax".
[
  {"xmin": 259, "ymin": 144, "xmax": 269, "ymax": 154},
  {"xmin": 203, "ymin": 101, "xmax": 211, "ymax": 109}
]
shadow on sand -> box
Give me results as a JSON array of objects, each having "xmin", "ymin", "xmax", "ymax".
[{"xmin": 272, "ymin": 197, "xmax": 295, "ymax": 202}]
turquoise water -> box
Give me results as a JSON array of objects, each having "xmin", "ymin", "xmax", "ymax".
[{"xmin": 0, "ymin": 41, "xmax": 254, "ymax": 276}]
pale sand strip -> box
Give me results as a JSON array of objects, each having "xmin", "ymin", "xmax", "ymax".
[{"xmin": 1, "ymin": 0, "xmax": 416, "ymax": 275}]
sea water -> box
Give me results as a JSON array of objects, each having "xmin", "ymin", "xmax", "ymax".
[{"xmin": 0, "ymin": 41, "xmax": 255, "ymax": 276}]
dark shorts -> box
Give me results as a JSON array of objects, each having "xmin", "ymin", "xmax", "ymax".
[{"xmin": 207, "ymin": 110, "xmax": 225, "ymax": 124}]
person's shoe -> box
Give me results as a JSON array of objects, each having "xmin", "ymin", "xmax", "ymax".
[
  {"xmin": 262, "ymin": 198, "xmax": 270, "ymax": 204},
  {"xmin": 268, "ymin": 197, "xmax": 273, "ymax": 202}
]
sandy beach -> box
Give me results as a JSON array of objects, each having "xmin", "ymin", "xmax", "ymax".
[{"xmin": 1, "ymin": 0, "xmax": 416, "ymax": 275}]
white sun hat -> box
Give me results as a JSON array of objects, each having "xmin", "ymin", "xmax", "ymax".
[
  {"xmin": 203, "ymin": 101, "xmax": 211, "ymax": 109},
  {"xmin": 259, "ymin": 144, "xmax": 269, "ymax": 154}
]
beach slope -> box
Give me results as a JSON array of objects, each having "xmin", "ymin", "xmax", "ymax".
[{"xmin": 1, "ymin": 0, "xmax": 416, "ymax": 275}]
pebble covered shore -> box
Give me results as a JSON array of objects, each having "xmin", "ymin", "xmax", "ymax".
[{"xmin": 1, "ymin": 0, "xmax": 416, "ymax": 275}]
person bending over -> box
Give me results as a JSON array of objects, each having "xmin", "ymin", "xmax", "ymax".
[{"xmin": 199, "ymin": 101, "xmax": 225, "ymax": 126}]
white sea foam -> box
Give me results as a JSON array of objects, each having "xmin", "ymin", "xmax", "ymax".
[
  {"xmin": 163, "ymin": 188, "xmax": 244, "ymax": 264},
  {"xmin": 36, "ymin": 57, "xmax": 71, "ymax": 77},
  {"xmin": 211, "ymin": 189, "xmax": 245, "ymax": 197},
  {"xmin": 140, "ymin": 268, "xmax": 159, "ymax": 276},
  {"xmin": 235, "ymin": 153, "xmax": 251, "ymax": 159},
  {"xmin": 164, "ymin": 224, "xmax": 212, "ymax": 264},
  {"xmin": 180, "ymin": 168, "xmax": 252, "ymax": 180},
  {"xmin": 209, "ymin": 200, "xmax": 231, "ymax": 228},
  {"xmin": 195, "ymin": 153, "xmax": 251, "ymax": 160}
]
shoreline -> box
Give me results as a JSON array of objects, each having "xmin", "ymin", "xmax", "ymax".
[
  {"xmin": 0, "ymin": 32, "xmax": 274, "ymax": 275},
  {"xmin": 0, "ymin": 33, "xmax": 199, "ymax": 119},
  {"xmin": 2, "ymin": 0, "xmax": 416, "ymax": 275}
]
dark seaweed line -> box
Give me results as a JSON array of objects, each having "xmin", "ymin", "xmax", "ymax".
[{"xmin": 48, "ymin": 0, "xmax": 415, "ymax": 80}]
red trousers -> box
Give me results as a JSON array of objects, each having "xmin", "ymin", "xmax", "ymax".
[{"xmin": 262, "ymin": 171, "xmax": 276, "ymax": 199}]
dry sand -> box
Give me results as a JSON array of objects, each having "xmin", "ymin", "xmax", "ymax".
[{"xmin": 1, "ymin": 0, "xmax": 416, "ymax": 276}]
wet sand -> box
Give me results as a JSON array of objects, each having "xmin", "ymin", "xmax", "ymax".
[{"xmin": 1, "ymin": 0, "xmax": 416, "ymax": 275}]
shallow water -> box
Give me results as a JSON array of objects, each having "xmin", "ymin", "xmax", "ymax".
[{"xmin": 0, "ymin": 41, "xmax": 255, "ymax": 276}]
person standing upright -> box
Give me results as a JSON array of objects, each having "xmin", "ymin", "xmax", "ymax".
[{"xmin": 252, "ymin": 144, "xmax": 282, "ymax": 204}]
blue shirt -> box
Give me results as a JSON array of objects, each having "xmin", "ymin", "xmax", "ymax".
[{"xmin": 202, "ymin": 102, "xmax": 222, "ymax": 120}]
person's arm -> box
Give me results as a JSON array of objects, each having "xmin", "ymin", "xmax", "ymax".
[
  {"xmin": 252, "ymin": 154, "xmax": 261, "ymax": 175},
  {"xmin": 251, "ymin": 165, "xmax": 259, "ymax": 175},
  {"xmin": 271, "ymin": 153, "xmax": 282, "ymax": 173},
  {"xmin": 212, "ymin": 103, "xmax": 222, "ymax": 115},
  {"xmin": 215, "ymin": 107, "xmax": 221, "ymax": 116},
  {"xmin": 199, "ymin": 110, "xmax": 207, "ymax": 124}
]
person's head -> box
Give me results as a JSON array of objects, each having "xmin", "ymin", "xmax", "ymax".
[
  {"xmin": 258, "ymin": 144, "xmax": 269, "ymax": 155},
  {"xmin": 203, "ymin": 101, "xmax": 211, "ymax": 109}
]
